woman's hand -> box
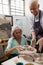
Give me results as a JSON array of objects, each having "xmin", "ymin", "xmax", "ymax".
[
  {"xmin": 5, "ymin": 46, "xmax": 21, "ymax": 56},
  {"xmin": 14, "ymin": 46, "xmax": 21, "ymax": 50}
]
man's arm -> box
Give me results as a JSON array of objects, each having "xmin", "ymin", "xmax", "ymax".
[
  {"xmin": 31, "ymin": 31, "xmax": 36, "ymax": 47},
  {"xmin": 32, "ymin": 31, "xmax": 36, "ymax": 39}
]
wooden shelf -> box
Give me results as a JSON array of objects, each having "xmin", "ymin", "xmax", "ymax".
[{"xmin": 0, "ymin": 42, "xmax": 8, "ymax": 46}]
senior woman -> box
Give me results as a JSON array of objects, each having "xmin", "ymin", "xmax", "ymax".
[{"xmin": 5, "ymin": 25, "xmax": 28, "ymax": 58}]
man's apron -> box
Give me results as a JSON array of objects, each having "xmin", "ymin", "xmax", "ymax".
[
  {"xmin": 34, "ymin": 10, "xmax": 43, "ymax": 40},
  {"xmin": 33, "ymin": 10, "xmax": 43, "ymax": 53}
]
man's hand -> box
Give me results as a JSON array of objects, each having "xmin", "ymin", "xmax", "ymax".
[
  {"xmin": 31, "ymin": 38, "xmax": 36, "ymax": 47},
  {"xmin": 37, "ymin": 37, "xmax": 43, "ymax": 52}
]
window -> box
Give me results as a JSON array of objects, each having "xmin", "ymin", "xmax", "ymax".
[
  {"xmin": 0, "ymin": 0, "xmax": 2, "ymax": 3},
  {"xmin": 10, "ymin": 0, "xmax": 25, "ymax": 16},
  {"xmin": 0, "ymin": 4, "xmax": 2, "ymax": 14},
  {"xmin": 0, "ymin": 0, "xmax": 9, "ymax": 15},
  {"xmin": 0, "ymin": 0, "xmax": 25, "ymax": 16}
]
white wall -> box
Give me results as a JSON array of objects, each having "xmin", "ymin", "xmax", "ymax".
[
  {"xmin": 25, "ymin": 0, "xmax": 31, "ymax": 16},
  {"xmin": 13, "ymin": 15, "xmax": 31, "ymax": 37},
  {"xmin": 39, "ymin": 0, "xmax": 43, "ymax": 10}
]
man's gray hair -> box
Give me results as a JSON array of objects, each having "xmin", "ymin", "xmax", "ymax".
[{"xmin": 29, "ymin": 0, "xmax": 39, "ymax": 7}]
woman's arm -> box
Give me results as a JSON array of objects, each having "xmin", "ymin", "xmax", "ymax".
[
  {"xmin": 5, "ymin": 38, "xmax": 20, "ymax": 56},
  {"xmin": 5, "ymin": 46, "xmax": 20, "ymax": 56}
]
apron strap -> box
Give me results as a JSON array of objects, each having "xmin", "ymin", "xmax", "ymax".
[{"xmin": 34, "ymin": 10, "xmax": 41, "ymax": 23}]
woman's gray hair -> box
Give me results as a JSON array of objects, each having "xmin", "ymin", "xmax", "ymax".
[{"xmin": 11, "ymin": 24, "xmax": 22, "ymax": 37}]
